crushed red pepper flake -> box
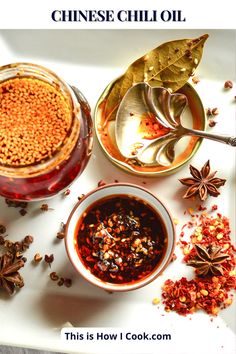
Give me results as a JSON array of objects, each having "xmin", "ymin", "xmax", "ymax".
[
  {"xmin": 160, "ymin": 208, "xmax": 236, "ymax": 316},
  {"xmin": 198, "ymin": 205, "xmax": 207, "ymax": 211}
]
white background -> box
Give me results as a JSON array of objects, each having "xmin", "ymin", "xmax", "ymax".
[
  {"xmin": 0, "ymin": 1, "xmax": 236, "ymax": 354},
  {"xmin": 0, "ymin": 28, "xmax": 235, "ymax": 354}
]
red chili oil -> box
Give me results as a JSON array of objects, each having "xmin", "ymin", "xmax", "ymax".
[
  {"xmin": 75, "ymin": 195, "xmax": 167, "ymax": 284},
  {"xmin": 0, "ymin": 90, "xmax": 92, "ymax": 201},
  {"xmin": 138, "ymin": 112, "xmax": 170, "ymax": 140}
]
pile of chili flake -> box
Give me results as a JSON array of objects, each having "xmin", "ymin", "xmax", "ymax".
[{"xmin": 161, "ymin": 209, "xmax": 236, "ymax": 316}]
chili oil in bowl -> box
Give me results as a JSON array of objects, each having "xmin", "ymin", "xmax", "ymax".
[
  {"xmin": 65, "ymin": 183, "xmax": 175, "ymax": 291},
  {"xmin": 0, "ymin": 62, "xmax": 93, "ymax": 201}
]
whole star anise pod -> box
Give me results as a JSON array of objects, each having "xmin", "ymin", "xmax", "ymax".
[
  {"xmin": 0, "ymin": 253, "xmax": 25, "ymax": 295},
  {"xmin": 179, "ymin": 160, "xmax": 226, "ymax": 201},
  {"xmin": 187, "ymin": 244, "xmax": 229, "ymax": 276}
]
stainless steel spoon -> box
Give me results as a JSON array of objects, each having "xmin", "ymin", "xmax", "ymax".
[{"xmin": 115, "ymin": 83, "xmax": 236, "ymax": 166}]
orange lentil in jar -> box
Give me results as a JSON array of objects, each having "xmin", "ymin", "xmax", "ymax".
[{"xmin": 0, "ymin": 77, "xmax": 71, "ymax": 166}]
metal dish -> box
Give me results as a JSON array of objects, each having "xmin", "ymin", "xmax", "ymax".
[{"xmin": 95, "ymin": 79, "xmax": 206, "ymax": 176}]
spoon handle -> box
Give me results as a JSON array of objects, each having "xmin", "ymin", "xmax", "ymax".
[{"xmin": 183, "ymin": 127, "xmax": 236, "ymax": 146}]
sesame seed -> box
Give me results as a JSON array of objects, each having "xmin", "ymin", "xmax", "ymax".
[{"xmin": 152, "ymin": 297, "xmax": 160, "ymax": 305}]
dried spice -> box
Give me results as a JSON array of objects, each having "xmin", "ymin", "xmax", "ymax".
[
  {"xmin": 19, "ymin": 209, "xmax": 27, "ymax": 216},
  {"xmin": 0, "ymin": 77, "xmax": 71, "ymax": 166},
  {"xmin": 206, "ymin": 108, "xmax": 212, "ymax": 117},
  {"xmin": 44, "ymin": 254, "xmax": 54, "ymax": 267},
  {"xmin": 162, "ymin": 275, "xmax": 235, "ymax": 316},
  {"xmin": 24, "ymin": 235, "xmax": 34, "ymax": 245},
  {"xmin": 49, "ymin": 271, "xmax": 72, "ymax": 288},
  {"xmin": 57, "ymin": 278, "xmax": 64, "ymax": 286},
  {"xmin": 161, "ymin": 209, "xmax": 236, "ymax": 316},
  {"xmin": 206, "ymin": 107, "xmax": 219, "ymax": 117},
  {"xmin": 2, "ymin": 235, "xmax": 34, "ymax": 255},
  {"xmin": 56, "ymin": 222, "xmax": 66, "ymax": 240},
  {"xmin": 187, "ymin": 244, "xmax": 229, "ymax": 276},
  {"xmin": 104, "ymin": 34, "xmax": 208, "ymax": 122},
  {"xmin": 152, "ymin": 297, "xmax": 160, "ymax": 305},
  {"xmin": 192, "ymin": 76, "xmax": 200, "ymax": 84},
  {"xmin": 64, "ymin": 189, "xmax": 71, "ymax": 196},
  {"xmin": 179, "ymin": 160, "xmax": 226, "ymax": 201},
  {"xmin": 212, "ymin": 108, "xmax": 219, "ymax": 116},
  {"xmin": 78, "ymin": 194, "xmax": 85, "ymax": 201},
  {"xmin": 50, "ymin": 272, "xmax": 59, "ymax": 281},
  {"xmin": 34, "ymin": 253, "xmax": 43, "ymax": 262},
  {"xmin": 208, "ymin": 119, "xmax": 217, "ymax": 128},
  {"xmin": 5, "ymin": 199, "xmax": 28, "ymax": 209},
  {"xmin": 0, "ymin": 225, "xmax": 6, "ymax": 234},
  {"xmin": 98, "ymin": 180, "xmax": 106, "ymax": 187},
  {"xmin": 171, "ymin": 253, "xmax": 177, "ymax": 262},
  {"xmin": 64, "ymin": 278, "xmax": 72, "ymax": 288},
  {"xmin": 224, "ymin": 80, "xmax": 233, "ymax": 89},
  {"xmin": 76, "ymin": 195, "xmax": 167, "ymax": 284},
  {"xmin": 0, "ymin": 236, "xmax": 5, "ymax": 246},
  {"xmin": 56, "ymin": 232, "xmax": 65, "ymax": 240},
  {"xmin": 162, "ymin": 277, "xmax": 197, "ymax": 315},
  {"xmin": 40, "ymin": 204, "xmax": 53, "ymax": 211},
  {"xmin": 0, "ymin": 253, "xmax": 25, "ymax": 295},
  {"xmin": 4, "ymin": 199, "xmax": 28, "ymax": 216},
  {"xmin": 184, "ymin": 212, "xmax": 232, "ymax": 247}
]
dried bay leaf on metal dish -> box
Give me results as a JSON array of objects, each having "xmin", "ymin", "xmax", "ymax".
[{"xmin": 104, "ymin": 34, "xmax": 209, "ymax": 122}]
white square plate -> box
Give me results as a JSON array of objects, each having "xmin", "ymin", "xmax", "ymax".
[{"xmin": 0, "ymin": 29, "xmax": 235, "ymax": 354}]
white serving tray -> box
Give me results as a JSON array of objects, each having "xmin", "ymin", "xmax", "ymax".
[{"xmin": 0, "ymin": 29, "xmax": 235, "ymax": 354}]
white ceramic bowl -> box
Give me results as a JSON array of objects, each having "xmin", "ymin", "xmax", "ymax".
[{"xmin": 65, "ymin": 183, "xmax": 176, "ymax": 291}]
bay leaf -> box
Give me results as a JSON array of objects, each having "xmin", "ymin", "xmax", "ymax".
[{"xmin": 104, "ymin": 34, "xmax": 208, "ymax": 122}]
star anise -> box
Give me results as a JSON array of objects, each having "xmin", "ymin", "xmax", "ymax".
[
  {"xmin": 187, "ymin": 244, "xmax": 229, "ymax": 276},
  {"xmin": 0, "ymin": 253, "xmax": 25, "ymax": 295},
  {"xmin": 179, "ymin": 160, "xmax": 226, "ymax": 201}
]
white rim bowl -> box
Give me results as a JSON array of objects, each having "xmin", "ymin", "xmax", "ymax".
[{"xmin": 65, "ymin": 183, "xmax": 176, "ymax": 292}]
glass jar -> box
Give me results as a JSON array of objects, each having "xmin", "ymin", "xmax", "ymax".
[{"xmin": 0, "ymin": 63, "xmax": 93, "ymax": 201}]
